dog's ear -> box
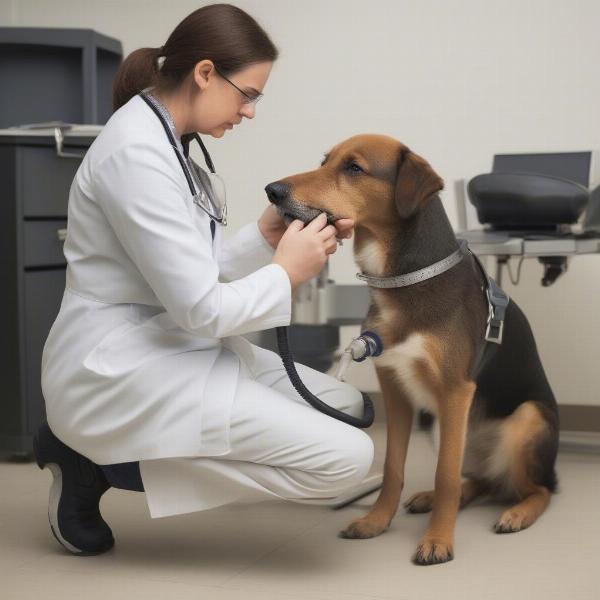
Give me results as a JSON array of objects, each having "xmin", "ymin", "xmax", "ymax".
[{"xmin": 394, "ymin": 147, "xmax": 444, "ymax": 219}]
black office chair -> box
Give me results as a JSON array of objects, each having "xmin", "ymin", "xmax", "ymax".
[
  {"xmin": 468, "ymin": 171, "xmax": 588, "ymax": 232},
  {"xmin": 467, "ymin": 151, "xmax": 594, "ymax": 285}
]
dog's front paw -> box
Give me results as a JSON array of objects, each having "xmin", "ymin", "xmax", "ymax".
[
  {"xmin": 338, "ymin": 517, "xmax": 388, "ymax": 539},
  {"xmin": 404, "ymin": 490, "xmax": 434, "ymax": 514},
  {"xmin": 412, "ymin": 537, "xmax": 454, "ymax": 565}
]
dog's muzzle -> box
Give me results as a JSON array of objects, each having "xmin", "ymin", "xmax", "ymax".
[{"xmin": 265, "ymin": 181, "xmax": 338, "ymax": 226}]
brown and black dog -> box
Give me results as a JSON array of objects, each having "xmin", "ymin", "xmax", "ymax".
[{"xmin": 265, "ymin": 134, "xmax": 559, "ymax": 566}]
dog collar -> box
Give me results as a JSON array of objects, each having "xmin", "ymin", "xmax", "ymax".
[{"xmin": 356, "ymin": 238, "xmax": 470, "ymax": 288}]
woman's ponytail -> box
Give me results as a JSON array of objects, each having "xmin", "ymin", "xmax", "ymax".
[
  {"xmin": 110, "ymin": 4, "xmax": 278, "ymax": 114},
  {"xmin": 112, "ymin": 46, "xmax": 164, "ymax": 112}
]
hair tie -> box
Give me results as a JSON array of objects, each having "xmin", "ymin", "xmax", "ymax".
[{"xmin": 156, "ymin": 45, "xmax": 165, "ymax": 57}]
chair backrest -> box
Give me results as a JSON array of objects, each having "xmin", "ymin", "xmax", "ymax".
[{"xmin": 492, "ymin": 151, "xmax": 593, "ymax": 187}]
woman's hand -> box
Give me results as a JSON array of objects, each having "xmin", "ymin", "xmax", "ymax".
[
  {"xmin": 257, "ymin": 204, "xmax": 287, "ymax": 250},
  {"xmin": 257, "ymin": 204, "xmax": 355, "ymax": 250}
]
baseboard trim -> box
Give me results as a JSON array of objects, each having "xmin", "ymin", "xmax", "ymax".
[{"xmin": 558, "ymin": 404, "xmax": 600, "ymax": 433}]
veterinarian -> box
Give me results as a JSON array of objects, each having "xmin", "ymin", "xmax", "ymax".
[{"xmin": 35, "ymin": 3, "xmax": 374, "ymax": 555}]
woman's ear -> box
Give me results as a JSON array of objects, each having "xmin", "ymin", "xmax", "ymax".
[
  {"xmin": 395, "ymin": 147, "xmax": 444, "ymax": 219},
  {"xmin": 193, "ymin": 60, "xmax": 215, "ymax": 91}
]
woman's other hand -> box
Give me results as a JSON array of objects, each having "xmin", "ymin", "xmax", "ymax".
[
  {"xmin": 258, "ymin": 204, "xmax": 355, "ymax": 249},
  {"xmin": 257, "ymin": 204, "xmax": 287, "ymax": 249},
  {"xmin": 331, "ymin": 217, "xmax": 355, "ymax": 242}
]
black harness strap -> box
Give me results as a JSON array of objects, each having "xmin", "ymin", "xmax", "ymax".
[{"xmin": 460, "ymin": 238, "xmax": 510, "ymax": 380}]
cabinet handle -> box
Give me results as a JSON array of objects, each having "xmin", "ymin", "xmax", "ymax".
[
  {"xmin": 57, "ymin": 228, "xmax": 67, "ymax": 242},
  {"xmin": 54, "ymin": 127, "xmax": 86, "ymax": 159}
]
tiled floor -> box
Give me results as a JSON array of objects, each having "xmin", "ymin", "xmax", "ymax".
[{"xmin": 1, "ymin": 424, "xmax": 598, "ymax": 600}]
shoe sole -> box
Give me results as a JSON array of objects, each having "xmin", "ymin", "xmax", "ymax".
[{"xmin": 33, "ymin": 433, "xmax": 113, "ymax": 556}]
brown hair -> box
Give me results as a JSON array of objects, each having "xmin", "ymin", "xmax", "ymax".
[{"xmin": 112, "ymin": 3, "xmax": 278, "ymax": 112}]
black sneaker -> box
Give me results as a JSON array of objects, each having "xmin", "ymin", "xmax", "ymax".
[{"xmin": 33, "ymin": 420, "xmax": 115, "ymax": 555}]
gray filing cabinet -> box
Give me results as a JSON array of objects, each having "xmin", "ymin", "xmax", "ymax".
[
  {"xmin": 0, "ymin": 129, "xmax": 97, "ymax": 458},
  {"xmin": 0, "ymin": 27, "xmax": 122, "ymax": 128}
]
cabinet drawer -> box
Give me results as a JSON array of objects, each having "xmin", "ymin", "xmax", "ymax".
[
  {"xmin": 18, "ymin": 145, "xmax": 84, "ymax": 217},
  {"xmin": 23, "ymin": 220, "xmax": 68, "ymax": 267}
]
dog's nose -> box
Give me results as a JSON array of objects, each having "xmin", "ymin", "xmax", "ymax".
[{"xmin": 265, "ymin": 181, "xmax": 291, "ymax": 205}]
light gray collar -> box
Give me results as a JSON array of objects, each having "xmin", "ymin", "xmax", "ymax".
[{"xmin": 356, "ymin": 238, "xmax": 469, "ymax": 288}]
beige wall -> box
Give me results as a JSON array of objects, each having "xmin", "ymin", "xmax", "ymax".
[{"xmin": 5, "ymin": 0, "xmax": 599, "ymax": 405}]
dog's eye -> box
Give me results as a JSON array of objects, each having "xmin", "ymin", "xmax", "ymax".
[{"xmin": 345, "ymin": 162, "xmax": 364, "ymax": 174}]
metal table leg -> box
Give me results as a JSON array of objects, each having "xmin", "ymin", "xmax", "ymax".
[{"xmin": 495, "ymin": 256, "xmax": 509, "ymax": 286}]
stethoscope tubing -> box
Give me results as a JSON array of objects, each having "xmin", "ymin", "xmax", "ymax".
[
  {"xmin": 139, "ymin": 92, "xmax": 198, "ymax": 196},
  {"xmin": 139, "ymin": 92, "xmax": 225, "ymax": 224}
]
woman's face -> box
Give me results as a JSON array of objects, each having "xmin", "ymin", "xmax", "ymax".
[{"xmin": 190, "ymin": 60, "xmax": 273, "ymax": 137}]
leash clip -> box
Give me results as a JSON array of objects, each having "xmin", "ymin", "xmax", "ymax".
[{"xmin": 484, "ymin": 285, "xmax": 507, "ymax": 344}]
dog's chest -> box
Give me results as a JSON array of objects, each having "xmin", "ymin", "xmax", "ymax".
[
  {"xmin": 372, "ymin": 333, "xmax": 439, "ymax": 416},
  {"xmin": 356, "ymin": 237, "xmax": 440, "ymax": 414},
  {"xmin": 355, "ymin": 237, "xmax": 386, "ymax": 276}
]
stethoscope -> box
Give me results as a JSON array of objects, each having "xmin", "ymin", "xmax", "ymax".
[
  {"xmin": 140, "ymin": 91, "xmax": 375, "ymax": 431},
  {"xmin": 139, "ymin": 90, "xmax": 228, "ymax": 227}
]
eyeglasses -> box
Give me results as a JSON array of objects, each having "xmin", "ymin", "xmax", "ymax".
[{"xmin": 213, "ymin": 64, "xmax": 263, "ymax": 106}]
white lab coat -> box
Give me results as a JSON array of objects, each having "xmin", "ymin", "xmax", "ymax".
[{"xmin": 41, "ymin": 95, "xmax": 292, "ymax": 499}]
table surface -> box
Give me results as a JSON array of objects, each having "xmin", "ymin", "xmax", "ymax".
[{"xmin": 458, "ymin": 228, "xmax": 600, "ymax": 256}]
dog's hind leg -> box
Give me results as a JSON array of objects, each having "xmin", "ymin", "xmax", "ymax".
[
  {"xmin": 339, "ymin": 365, "xmax": 413, "ymax": 539},
  {"xmin": 494, "ymin": 485, "xmax": 551, "ymax": 533},
  {"xmin": 413, "ymin": 380, "xmax": 475, "ymax": 565},
  {"xmin": 493, "ymin": 401, "xmax": 557, "ymax": 533}
]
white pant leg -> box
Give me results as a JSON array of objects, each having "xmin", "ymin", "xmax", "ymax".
[{"xmin": 140, "ymin": 343, "xmax": 374, "ymax": 518}]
